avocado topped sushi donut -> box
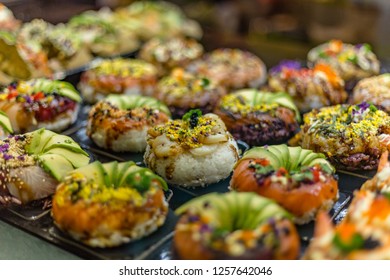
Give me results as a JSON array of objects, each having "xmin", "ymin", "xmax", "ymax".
[
  {"xmin": 0, "ymin": 111, "xmax": 13, "ymax": 138},
  {"xmin": 144, "ymin": 110, "xmax": 239, "ymax": 187},
  {"xmin": 307, "ymin": 40, "xmax": 380, "ymax": 86},
  {"xmin": 52, "ymin": 160, "xmax": 169, "ymax": 248},
  {"xmin": 231, "ymin": 145, "xmax": 338, "ymax": 224},
  {"xmin": 0, "ymin": 128, "xmax": 89, "ymax": 205},
  {"xmin": 351, "ymin": 74, "xmax": 390, "ymax": 113},
  {"xmin": 154, "ymin": 68, "xmax": 226, "ymax": 118},
  {"xmin": 87, "ymin": 95, "xmax": 171, "ymax": 152},
  {"xmin": 173, "ymin": 192, "xmax": 300, "ymax": 260},
  {"xmin": 0, "ymin": 78, "xmax": 81, "ymax": 133},
  {"xmin": 138, "ymin": 37, "xmax": 204, "ymax": 76},
  {"xmin": 78, "ymin": 58, "xmax": 158, "ymax": 104},
  {"xmin": 268, "ymin": 61, "xmax": 347, "ymax": 112},
  {"xmin": 187, "ymin": 48, "xmax": 267, "ymax": 90},
  {"xmin": 293, "ymin": 103, "xmax": 390, "ymax": 171},
  {"xmin": 214, "ymin": 89, "xmax": 300, "ymax": 146}
]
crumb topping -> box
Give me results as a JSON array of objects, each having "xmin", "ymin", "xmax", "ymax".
[{"xmin": 92, "ymin": 58, "xmax": 157, "ymax": 78}]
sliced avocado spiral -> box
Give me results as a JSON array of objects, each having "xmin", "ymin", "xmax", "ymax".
[
  {"xmin": 221, "ymin": 89, "xmax": 301, "ymax": 122},
  {"xmin": 240, "ymin": 144, "xmax": 335, "ymax": 174},
  {"xmin": 175, "ymin": 192, "xmax": 291, "ymax": 232},
  {"xmin": 105, "ymin": 94, "xmax": 171, "ymax": 116},
  {"xmin": 29, "ymin": 78, "xmax": 81, "ymax": 102},
  {"xmin": 24, "ymin": 128, "xmax": 90, "ymax": 180}
]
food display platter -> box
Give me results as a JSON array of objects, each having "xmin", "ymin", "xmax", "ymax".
[
  {"xmin": 0, "ymin": 60, "xmax": 387, "ymax": 260},
  {"xmin": 0, "ymin": 103, "xmax": 373, "ymax": 260}
]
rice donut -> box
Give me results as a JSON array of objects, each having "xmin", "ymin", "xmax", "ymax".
[
  {"xmin": 138, "ymin": 37, "xmax": 204, "ymax": 76},
  {"xmin": 0, "ymin": 111, "xmax": 12, "ymax": 138},
  {"xmin": 0, "ymin": 128, "xmax": 89, "ymax": 205},
  {"xmin": 307, "ymin": 40, "xmax": 380, "ymax": 86},
  {"xmin": 144, "ymin": 110, "xmax": 239, "ymax": 187},
  {"xmin": 268, "ymin": 61, "xmax": 348, "ymax": 112},
  {"xmin": 173, "ymin": 192, "xmax": 300, "ymax": 260},
  {"xmin": 292, "ymin": 102, "xmax": 390, "ymax": 171},
  {"xmin": 230, "ymin": 144, "xmax": 338, "ymax": 224},
  {"xmin": 78, "ymin": 58, "xmax": 158, "ymax": 104},
  {"xmin": 87, "ymin": 95, "xmax": 171, "ymax": 152},
  {"xmin": 0, "ymin": 78, "xmax": 81, "ymax": 133},
  {"xmin": 52, "ymin": 160, "xmax": 169, "ymax": 248},
  {"xmin": 304, "ymin": 189, "xmax": 390, "ymax": 260},
  {"xmin": 187, "ymin": 48, "xmax": 267, "ymax": 90},
  {"xmin": 154, "ymin": 68, "xmax": 226, "ymax": 118},
  {"xmin": 351, "ymin": 74, "xmax": 390, "ymax": 113},
  {"xmin": 214, "ymin": 89, "xmax": 300, "ymax": 146}
]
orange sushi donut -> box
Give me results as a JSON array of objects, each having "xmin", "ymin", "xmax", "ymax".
[{"xmin": 230, "ymin": 145, "xmax": 338, "ymax": 224}]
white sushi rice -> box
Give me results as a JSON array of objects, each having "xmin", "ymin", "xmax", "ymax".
[
  {"xmin": 89, "ymin": 126, "xmax": 148, "ymax": 152},
  {"xmin": 293, "ymin": 198, "xmax": 337, "ymax": 225},
  {"xmin": 144, "ymin": 137, "xmax": 239, "ymax": 187}
]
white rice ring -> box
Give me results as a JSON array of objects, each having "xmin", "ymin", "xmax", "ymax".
[{"xmin": 144, "ymin": 136, "xmax": 239, "ymax": 187}]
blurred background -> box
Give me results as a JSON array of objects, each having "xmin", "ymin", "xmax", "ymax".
[{"xmin": 3, "ymin": 0, "xmax": 390, "ymax": 67}]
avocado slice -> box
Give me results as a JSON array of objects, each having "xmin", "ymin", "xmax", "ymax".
[
  {"xmin": 25, "ymin": 128, "xmax": 56, "ymax": 155},
  {"xmin": 297, "ymin": 148, "xmax": 312, "ymax": 169},
  {"xmin": 288, "ymin": 146, "xmax": 302, "ymax": 171},
  {"xmin": 102, "ymin": 161, "xmax": 119, "ymax": 187},
  {"xmin": 117, "ymin": 163, "xmax": 140, "ymax": 187},
  {"xmin": 271, "ymin": 92, "xmax": 301, "ymax": 122},
  {"xmin": 43, "ymin": 134, "xmax": 88, "ymax": 156},
  {"xmin": 252, "ymin": 202, "xmax": 291, "ymax": 227},
  {"xmin": 106, "ymin": 95, "xmax": 125, "ymax": 109},
  {"xmin": 233, "ymin": 192, "xmax": 256, "ymax": 230},
  {"xmin": 242, "ymin": 147, "xmax": 281, "ymax": 168},
  {"xmin": 266, "ymin": 146, "xmax": 283, "ymax": 165},
  {"xmin": 211, "ymin": 194, "xmax": 234, "ymax": 231},
  {"xmin": 31, "ymin": 79, "xmax": 81, "ymax": 102},
  {"xmin": 301, "ymin": 152, "xmax": 324, "ymax": 167},
  {"xmin": 115, "ymin": 162, "xmax": 133, "ymax": 187},
  {"xmin": 220, "ymin": 192, "xmax": 239, "ymax": 230},
  {"xmin": 71, "ymin": 161, "xmax": 105, "ymax": 186},
  {"xmin": 39, "ymin": 154, "xmax": 75, "ymax": 181},
  {"xmin": 242, "ymin": 195, "xmax": 272, "ymax": 229},
  {"xmin": 45, "ymin": 148, "xmax": 90, "ymax": 168},
  {"xmin": 309, "ymin": 158, "xmax": 335, "ymax": 172},
  {"xmin": 275, "ymin": 144, "xmax": 291, "ymax": 170},
  {"xmin": 0, "ymin": 111, "xmax": 13, "ymax": 133}
]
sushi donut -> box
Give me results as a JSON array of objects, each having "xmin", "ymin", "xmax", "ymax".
[
  {"xmin": 114, "ymin": 1, "xmax": 202, "ymax": 41},
  {"xmin": 78, "ymin": 58, "xmax": 158, "ymax": 104},
  {"xmin": 154, "ymin": 68, "xmax": 226, "ymax": 118},
  {"xmin": 293, "ymin": 102, "xmax": 390, "ymax": 171},
  {"xmin": 0, "ymin": 79, "xmax": 81, "ymax": 133},
  {"xmin": 307, "ymin": 40, "xmax": 380, "ymax": 87},
  {"xmin": 138, "ymin": 37, "xmax": 204, "ymax": 76},
  {"xmin": 52, "ymin": 160, "xmax": 169, "ymax": 248},
  {"xmin": 351, "ymin": 74, "xmax": 390, "ymax": 113},
  {"xmin": 87, "ymin": 95, "xmax": 171, "ymax": 152},
  {"xmin": 304, "ymin": 189, "xmax": 390, "ymax": 260},
  {"xmin": 0, "ymin": 128, "xmax": 89, "ymax": 205},
  {"xmin": 268, "ymin": 60, "xmax": 348, "ymax": 112},
  {"xmin": 0, "ymin": 111, "xmax": 13, "ymax": 138},
  {"xmin": 187, "ymin": 48, "xmax": 267, "ymax": 90},
  {"xmin": 173, "ymin": 192, "xmax": 300, "ymax": 260},
  {"xmin": 214, "ymin": 89, "xmax": 300, "ymax": 146},
  {"xmin": 144, "ymin": 110, "xmax": 239, "ymax": 187},
  {"xmin": 230, "ymin": 145, "xmax": 338, "ymax": 224}
]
